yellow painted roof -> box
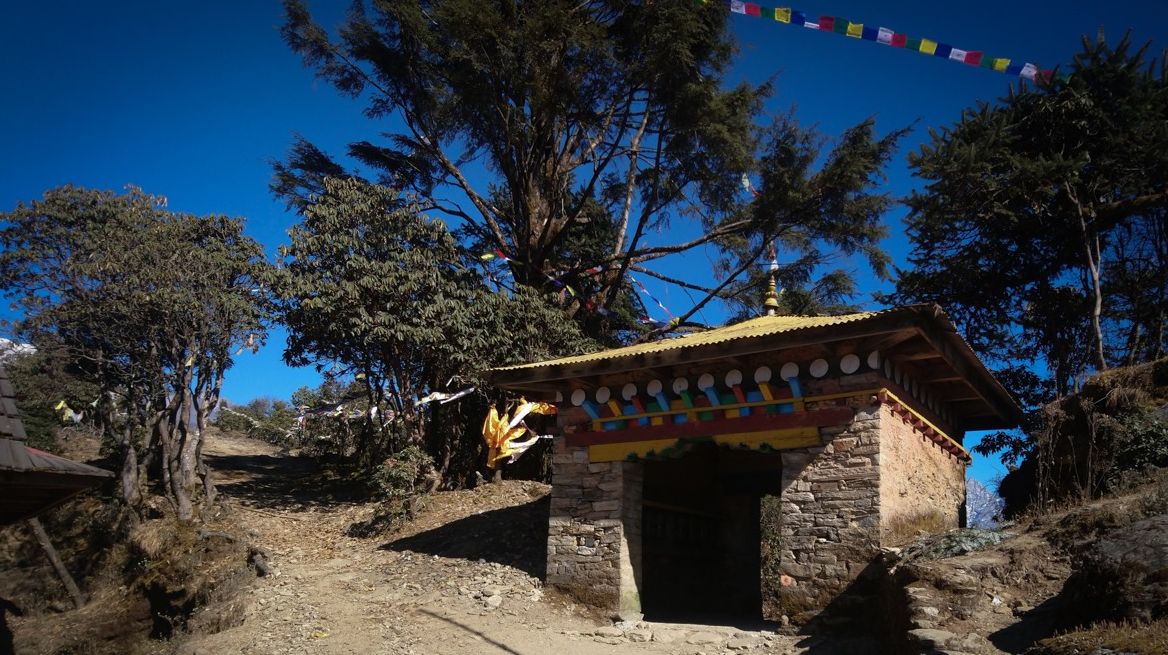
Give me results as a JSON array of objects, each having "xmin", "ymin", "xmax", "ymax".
[{"xmin": 494, "ymin": 310, "xmax": 884, "ymax": 371}]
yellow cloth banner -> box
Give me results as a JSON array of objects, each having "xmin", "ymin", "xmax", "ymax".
[
  {"xmin": 846, "ymin": 22, "xmax": 863, "ymax": 38},
  {"xmin": 774, "ymin": 8, "xmax": 791, "ymax": 23},
  {"xmin": 992, "ymin": 58, "xmax": 1011, "ymax": 72},
  {"xmin": 481, "ymin": 398, "xmax": 557, "ymax": 468},
  {"xmin": 920, "ymin": 39, "xmax": 938, "ymax": 55}
]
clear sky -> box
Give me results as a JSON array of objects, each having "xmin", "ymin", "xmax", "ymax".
[{"xmin": 3, "ymin": 1, "xmax": 1167, "ymax": 485}]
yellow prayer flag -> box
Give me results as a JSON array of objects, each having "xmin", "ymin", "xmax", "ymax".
[
  {"xmin": 847, "ymin": 22, "xmax": 863, "ymax": 38},
  {"xmin": 55, "ymin": 400, "xmax": 67, "ymax": 411},
  {"xmin": 775, "ymin": 8, "xmax": 791, "ymax": 23},
  {"xmin": 992, "ymin": 58, "xmax": 1011, "ymax": 72},
  {"xmin": 919, "ymin": 39, "xmax": 938, "ymax": 55}
]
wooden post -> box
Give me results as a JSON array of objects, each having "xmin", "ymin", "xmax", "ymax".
[{"xmin": 26, "ymin": 518, "xmax": 85, "ymax": 609}]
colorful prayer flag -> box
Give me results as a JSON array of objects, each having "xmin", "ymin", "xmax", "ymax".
[
  {"xmin": 861, "ymin": 26, "xmax": 878, "ymax": 41},
  {"xmin": 790, "ymin": 10, "xmax": 805, "ymax": 26},
  {"xmin": 964, "ymin": 51, "xmax": 984, "ymax": 66},
  {"xmin": 1020, "ymin": 63, "xmax": 1038, "ymax": 80},
  {"xmin": 949, "ymin": 47, "xmax": 967, "ymax": 62},
  {"xmin": 834, "ymin": 19, "xmax": 850, "ymax": 35},
  {"xmin": 730, "ymin": 1, "xmax": 746, "ymax": 15},
  {"xmin": 819, "ymin": 16, "xmax": 835, "ymax": 32},
  {"xmin": 745, "ymin": 3, "xmax": 761, "ymax": 17},
  {"xmin": 934, "ymin": 43, "xmax": 953, "ymax": 58},
  {"xmin": 992, "ymin": 58, "xmax": 1011, "ymax": 72},
  {"xmin": 877, "ymin": 27, "xmax": 893, "ymax": 45},
  {"xmin": 847, "ymin": 22, "xmax": 863, "ymax": 38},
  {"xmin": 775, "ymin": 7, "xmax": 791, "ymax": 23},
  {"xmin": 891, "ymin": 33, "xmax": 907, "ymax": 48}
]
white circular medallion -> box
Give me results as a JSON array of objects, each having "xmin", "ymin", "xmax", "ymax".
[
  {"xmin": 809, "ymin": 358, "xmax": 829, "ymax": 378},
  {"xmin": 867, "ymin": 351, "xmax": 880, "ymax": 369},
  {"xmin": 724, "ymin": 369, "xmax": 743, "ymax": 387},
  {"xmin": 754, "ymin": 366, "xmax": 772, "ymax": 384},
  {"xmin": 570, "ymin": 389, "xmax": 586, "ymax": 406},
  {"xmin": 595, "ymin": 386, "xmax": 611, "ymax": 404},
  {"xmin": 840, "ymin": 354, "xmax": 860, "ymax": 375},
  {"xmin": 621, "ymin": 383, "xmax": 638, "ymax": 400},
  {"xmin": 646, "ymin": 379, "xmax": 663, "ymax": 396},
  {"xmin": 672, "ymin": 377, "xmax": 689, "ymax": 394},
  {"xmin": 697, "ymin": 373, "xmax": 715, "ymax": 390},
  {"xmin": 780, "ymin": 362, "xmax": 799, "ymax": 381}
]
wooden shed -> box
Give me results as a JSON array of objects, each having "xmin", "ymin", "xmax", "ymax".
[
  {"xmin": 0, "ymin": 367, "xmax": 112, "ymax": 526},
  {"xmin": 489, "ymin": 304, "xmax": 1020, "ymax": 622}
]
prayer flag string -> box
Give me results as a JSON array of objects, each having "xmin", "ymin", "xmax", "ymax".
[{"xmin": 713, "ymin": 1, "xmax": 1058, "ymax": 82}]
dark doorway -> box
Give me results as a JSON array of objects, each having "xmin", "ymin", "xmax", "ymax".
[{"xmin": 640, "ymin": 442, "xmax": 782, "ymax": 623}]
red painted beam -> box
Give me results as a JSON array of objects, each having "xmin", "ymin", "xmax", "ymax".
[{"xmin": 564, "ymin": 406, "xmax": 854, "ymax": 447}]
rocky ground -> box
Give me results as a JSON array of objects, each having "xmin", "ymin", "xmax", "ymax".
[{"xmin": 179, "ymin": 431, "xmax": 834, "ymax": 655}]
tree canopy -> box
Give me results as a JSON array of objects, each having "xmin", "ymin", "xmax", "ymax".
[
  {"xmin": 268, "ymin": 178, "xmax": 591, "ymax": 476},
  {"xmin": 278, "ymin": 0, "xmax": 905, "ymax": 338},
  {"xmin": 889, "ymin": 35, "xmax": 1168, "ymax": 399},
  {"xmin": 0, "ymin": 185, "xmax": 270, "ymax": 519}
]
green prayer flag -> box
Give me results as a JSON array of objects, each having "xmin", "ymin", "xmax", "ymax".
[
  {"xmin": 905, "ymin": 38, "xmax": 922, "ymax": 52},
  {"xmin": 833, "ymin": 19, "xmax": 849, "ymax": 35}
]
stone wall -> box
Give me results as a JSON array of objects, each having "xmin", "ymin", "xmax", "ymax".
[
  {"xmin": 773, "ymin": 395, "xmax": 882, "ymax": 619},
  {"xmin": 878, "ymin": 403, "xmax": 966, "ymax": 543},
  {"xmin": 546, "ymin": 437, "xmax": 642, "ymax": 616}
]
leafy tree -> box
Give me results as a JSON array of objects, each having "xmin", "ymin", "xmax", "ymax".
[
  {"xmin": 890, "ymin": 35, "xmax": 1168, "ymax": 398},
  {"xmin": 0, "ymin": 186, "xmax": 269, "ymax": 520},
  {"xmin": 269, "ymin": 178, "xmax": 591, "ymax": 479},
  {"xmin": 278, "ymin": 0, "xmax": 903, "ymax": 337},
  {"xmin": 4, "ymin": 348, "xmax": 101, "ymax": 452}
]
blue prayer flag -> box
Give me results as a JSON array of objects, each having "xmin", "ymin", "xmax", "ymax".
[
  {"xmin": 934, "ymin": 43, "xmax": 953, "ymax": 58},
  {"xmin": 861, "ymin": 26, "xmax": 878, "ymax": 41}
]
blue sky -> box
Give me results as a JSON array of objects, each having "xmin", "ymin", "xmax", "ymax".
[{"xmin": 3, "ymin": 1, "xmax": 1167, "ymax": 485}]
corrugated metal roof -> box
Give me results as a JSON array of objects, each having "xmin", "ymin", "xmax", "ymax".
[
  {"xmin": 0, "ymin": 367, "xmax": 27, "ymax": 441},
  {"xmin": 0, "ymin": 439, "xmax": 114, "ymax": 478},
  {"xmin": 493, "ymin": 310, "xmax": 884, "ymax": 371}
]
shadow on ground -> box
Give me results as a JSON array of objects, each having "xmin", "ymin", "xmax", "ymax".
[
  {"xmin": 380, "ymin": 496, "xmax": 549, "ymax": 580},
  {"xmin": 205, "ymin": 452, "xmax": 368, "ymax": 512}
]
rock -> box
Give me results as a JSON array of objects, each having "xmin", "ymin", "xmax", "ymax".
[
  {"xmin": 907, "ymin": 628, "xmax": 958, "ymax": 648},
  {"xmin": 1070, "ymin": 513, "xmax": 1168, "ymax": 622},
  {"xmin": 902, "ymin": 529, "xmax": 1008, "ymax": 561},
  {"xmin": 484, "ymin": 595, "xmax": 503, "ymax": 609},
  {"xmin": 653, "ymin": 630, "xmax": 683, "ymax": 643},
  {"xmin": 593, "ymin": 626, "xmax": 624, "ymax": 637},
  {"xmin": 687, "ymin": 631, "xmax": 725, "ymax": 645},
  {"xmin": 957, "ymin": 632, "xmax": 990, "ymax": 651},
  {"xmin": 627, "ymin": 629, "xmax": 652, "ymax": 642},
  {"xmin": 593, "ymin": 637, "xmax": 624, "ymax": 645},
  {"xmin": 726, "ymin": 637, "xmax": 756, "ymax": 650}
]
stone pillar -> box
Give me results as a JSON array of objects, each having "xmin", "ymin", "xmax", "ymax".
[
  {"xmin": 546, "ymin": 438, "xmax": 643, "ymax": 615},
  {"xmin": 774, "ymin": 398, "xmax": 882, "ymax": 620}
]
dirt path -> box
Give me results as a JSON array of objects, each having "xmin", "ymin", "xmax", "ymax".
[{"xmin": 181, "ymin": 432, "xmax": 827, "ymax": 655}]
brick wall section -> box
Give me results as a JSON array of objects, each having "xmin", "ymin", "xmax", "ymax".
[
  {"xmin": 774, "ymin": 394, "xmax": 882, "ymax": 618},
  {"xmin": 878, "ymin": 403, "xmax": 966, "ymax": 542}
]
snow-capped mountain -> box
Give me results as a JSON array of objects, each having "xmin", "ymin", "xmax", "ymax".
[{"xmin": 966, "ymin": 478, "xmax": 1004, "ymax": 529}]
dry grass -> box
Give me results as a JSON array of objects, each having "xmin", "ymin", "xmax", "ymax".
[
  {"xmin": 1032, "ymin": 618, "xmax": 1168, "ymax": 655},
  {"xmin": 882, "ymin": 510, "xmax": 948, "ymax": 547}
]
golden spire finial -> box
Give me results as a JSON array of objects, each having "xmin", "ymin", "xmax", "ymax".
[{"xmin": 763, "ymin": 244, "xmax": 780, "ymax": 316}]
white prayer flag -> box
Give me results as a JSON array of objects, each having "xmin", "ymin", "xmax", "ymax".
[
  {"xmin": 730, "ymin": 1, "xmax": 747, "ymax": 14},
  {"xmin": 949, "ymin": 48, "xmax": 968, "ymax": 62},
  {"xmin": 877, "ymin": 27, "xmax": 894, "ymax": 45},
  {"xmin": 1020, "ymin": 63, "xmax": 1038, "ymax": 80}
]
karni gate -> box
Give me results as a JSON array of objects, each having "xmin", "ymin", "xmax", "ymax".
[{"xmin": 489, "ymin": 304, "xmax": 1020, "ymax": 623}]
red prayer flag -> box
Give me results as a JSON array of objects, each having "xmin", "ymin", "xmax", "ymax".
[
  {"xmin": 819, "ymin": 16, "xmax": 835, "ymax": 32},
  {"xmin": 964, "ymin": 51, "xmax": 984, "ymax": 66},
  {"xmin": 745, "ymin": 3, "xmax": 761, "ymax": 17},
  {"xmin": 891, "ymin": 33, "xmax": 907, "ymax": 48}
]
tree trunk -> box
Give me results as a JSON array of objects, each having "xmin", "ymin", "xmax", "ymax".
[
  {"xmin": 27, "ymin": 518, "xmax": 85, "ymax": 609},
  {"xmin": 1069, "ymin": 183, "xmax": 1108, "ymax": 371}
]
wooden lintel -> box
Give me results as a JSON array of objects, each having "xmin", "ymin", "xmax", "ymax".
[{"xmin": 564, "ymin": 406, "xmax": 854, "ymax": 448}]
